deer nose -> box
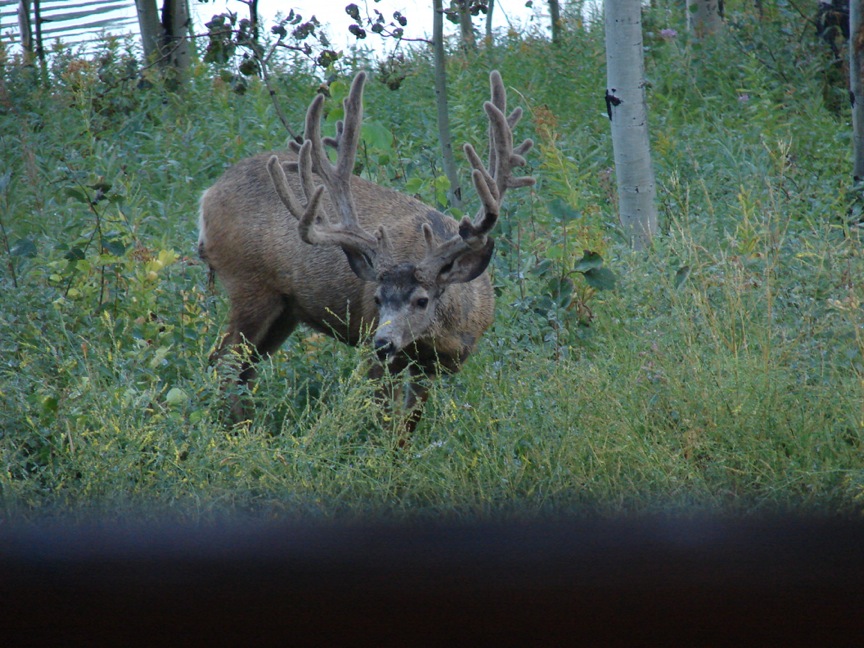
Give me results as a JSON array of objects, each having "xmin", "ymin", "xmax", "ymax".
[{"xmin": 374, "ymin": 337, "xmax": 396, "ymax": 360}]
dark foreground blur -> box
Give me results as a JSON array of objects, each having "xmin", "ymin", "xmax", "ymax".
[{"xmin": 1, "ymin": 515, "xmax": 862, "ymax": 646}]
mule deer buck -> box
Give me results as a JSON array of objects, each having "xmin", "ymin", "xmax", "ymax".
[{"xmin": 198, "ymin": 70, "xmax": 533, "ymax": 436}]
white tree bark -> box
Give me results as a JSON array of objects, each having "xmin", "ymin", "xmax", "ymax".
[
  {"xmin": 851, "ymin": 1, "xmax": 864, "ymax": 182},
  {"xmin": 549, "ymin": 0, "xmax": 562, "ymax": 45},
  {"xmin": 135, "ymin": 0, "xmax": 163, "ymax": 63},
  {"xmin": 485, "ymin": 0, "xmax": 495, "ymax": 43},
  {"xmin": 432, "ymin": 0, "xmax": 462, "ymax": 208},
  {"xmin": 686, "ymin": 0, "xmax": 724, "ymax": 39},
  {"xmin": 164, "ymin": 0, "xmax": 191, "ymax": 76},
  {"xmin": 604, "ymin": 0, "xmax": 657, "ymax": 250},
  {"xmin": 17, "ymin": 0, "xmax": 33, "ymax": 64},
  {"xmin": 457, "ymin": 1, "xmax": 476, "ymax": 52},
  {"xmin": 135, "ymin": 0, "xmax": 190, "ymax": 82}
]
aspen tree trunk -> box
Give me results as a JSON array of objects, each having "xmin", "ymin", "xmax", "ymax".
[
  {"xmin": 135, "ymin": 0, "xmax": 163, "ymax": 63},
  {"xmin": 18, "ymin": 0, "xmax": 46, "ymax": 80},
  {"xmin": 17, "ymin": 0, "xmax": 33, "ymax": 64},
  {"xmin": 32, "ymin": 0, "xmax": 44, "ymax": 63},
  {"xmin": 163, "ymin": 0, "xmax": 191, "ymax": 78},
  {"xmin": 458, "ymin": 1, "xmax": 476, "ymax": 51},
  {"xmin": 549, "ymin": 0, "xmax": 562, "ymax": 45},
  {"xmin": 485, "ymin": 0, "xmax": 495, "ymax": 44},
  {"xmin": 248, "ymin": 0, "xmax": 260, "ymax": 41},
  {"xmin": 135, "ymin": 0, "xmax": 190, "ymax": 85},
  {"xmin": 604, "ymin": 0, "xmax": 657, "ymax": 250},
  {"xmin": 432, "ymin": 0, "xmax": 463, "ymax": 208},
  {"xmin": 686, "ymin": 0, "xmax": 724, "ymax": 38},
  {"xmin": 851, "ymin": 1, "xmax": 864, "ymax": 181}
]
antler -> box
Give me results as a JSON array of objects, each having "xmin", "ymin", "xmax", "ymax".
[
  {"xmin": 269, "ymin": 70, "xmax": 533, "ymax": 286},
  {"xmin": 267, "ymin": 72, "xmax": 379, "ymax": 261},
  {"xmin": 418, "ymin": 70, "xmax": 535, "ymax": 281}
]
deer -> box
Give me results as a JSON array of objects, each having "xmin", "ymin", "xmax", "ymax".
[{"xmin": 198, "ymin": 70, "xmax": 534, "ymax": 438}]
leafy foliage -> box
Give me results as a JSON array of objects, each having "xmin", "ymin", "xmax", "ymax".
[{"xmin": 1, "ymin": 4, "xmax": 863, "ymax": 521}]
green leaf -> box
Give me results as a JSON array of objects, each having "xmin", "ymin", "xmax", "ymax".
[
  {"xmin": 362, "ymin": 121, "xmax": 394, "ymax": 152},
  {"xmin": 674, "ymin": 265, "xmax": 691, "ymax": 289},
  {"xmin": 103, "ymin": 238, "xmax": 126, "ymax": 257},
  {"xmin": 328, "ymin": 79, "xmax": 349, "ymax": 103},
  {"xmin": 431, "ymin": 175, "xmax": 449, "ymax": 191},
  {"xmin": 573, "ymin": 250, "xmax": 604, "ymax": 273},
  {"xmin": 65, "ymin": 187, "xmax": 90, "ymax": 204},
  {"xmin": 532, "ymin": 295, "xmax": 554, "ymax": 315},
  {"xmin": 547, "ymin": 198, "xmax": 580, "ymax": 222},
  {"xmin": 40, "ymin": 396, "xmax": 58, "ymax": 414},
  {"xmin": 546, "ymin": 276, "xmax": 574, "ymax": 308},
  {"xmin": 325, "ymin": 103, "xmax": 345, "ymax": 125},
  {"xmin": 89, "ymin": 180, "xmax": 112, "ymax": 194},
  {"xmin": 583, "ymin": 266, "xmax": 617, "ymax": 291},
  {"xmin": 405, "ymin": 177, "xmax": 424, "ymax": 194},
  {"xmin": 10, "ymin": 238, "xmax": 37, "ymax": 258},
  {"xmin": 544, "ymin": 245, "xmax": 564, "ymax": 260},
  {"xmin": 165, "ymin": 387, "xmax": 189, "ymax": 407},
  {"xmin": 530, "ymin": 259, "xmax": 553, "ymax": 276},
  {"xmin": 64, "ymin": 247, "xmax": 86, "ymax": 262}
]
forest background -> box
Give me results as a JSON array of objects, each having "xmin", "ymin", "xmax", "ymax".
[{"xmin": 1, "ymin": 0, "xmax": 863, "ymax": 521}]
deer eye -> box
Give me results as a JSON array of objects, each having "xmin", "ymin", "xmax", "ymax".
[
  {"xmin": 374, "ymin": 295, "xmax": 382, "ymax": 306},
  {"xmin": 415, "ymin": 297, "xmax": 429, "ymax": 309}
]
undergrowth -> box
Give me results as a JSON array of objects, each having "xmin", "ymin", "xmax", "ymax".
[{"xmin": 1, "ymin": 8, "xmax": 863, "ymax": 521}]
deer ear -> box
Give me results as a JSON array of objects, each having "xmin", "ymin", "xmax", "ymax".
[
  {"xmin": 437, "ymin": 238, "xmax": 494, "ymax": 286},
  {"xmin": 342, "ymin": 248, "xmax": 377, "ymax": 282}
]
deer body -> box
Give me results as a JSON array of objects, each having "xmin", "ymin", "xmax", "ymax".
[
  {"xmin": 199, "ymin": 151, "xmax": 493, "ymax": 372},
  {"xmin": 199, "ymin": 71, "xmax": 532, "ymax": 434}
]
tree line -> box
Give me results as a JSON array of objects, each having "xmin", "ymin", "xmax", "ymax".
[{"xmin": 9, "ymin": 0, "xmax": 859, "ymax": 249}]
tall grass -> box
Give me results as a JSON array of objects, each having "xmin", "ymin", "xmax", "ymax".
[{"xmin": 1, "ymin": 11, "xmax": 863, "ymax": 521}]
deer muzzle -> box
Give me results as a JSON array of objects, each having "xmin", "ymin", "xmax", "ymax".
[
  {"xmin": 374, "ymin": 337, "xmax": 397, "ymax": 361},
  {"xmin": 373, "ymin": 315, "xmax": 405, "ymax": 363}
]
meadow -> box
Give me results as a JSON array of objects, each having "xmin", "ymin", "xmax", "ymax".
[{"xmin": 1, "ymin": 6, "xmax": 862, "ymax": 521}]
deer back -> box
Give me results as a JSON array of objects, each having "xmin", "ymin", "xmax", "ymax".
[{"xmin": 199, "ymin": 151, "xmax": 495, "ymax": 362}]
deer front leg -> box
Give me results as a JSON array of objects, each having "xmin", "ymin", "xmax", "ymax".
[
  {"xmin": 401, "ymin": 364, "xmax": 433, "ymax": 440},
  {"xmin": 365, "ymin": 356, "xmax": 430, "ymax": 446}
]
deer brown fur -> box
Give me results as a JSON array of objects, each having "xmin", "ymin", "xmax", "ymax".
[{"xmin": 198, "ymin": 71, "xmax": 533, "ymax": 436}]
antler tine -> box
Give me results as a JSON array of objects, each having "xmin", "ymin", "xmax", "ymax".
[
  {"xmin": 335, "ymin": 74, "xmax": 365, "ymax": 179},
  {"xmin": 303, "ymin": 72, "xmax": 366, "ymax": 231},
  {"xmin": 267, "ymin": 72, "xmax": 379, "ymax": 259},
  {"xmin": 287, "ymin": 93, "xmax": 327, "ymax": 167},
  {"xmin": 466, "ymin": 72, "xmax": 534, "ymax": 233},
  {"xmin": 459, "ymin": 72, "xmax": 535, "ymax": 245},
  {"xmin": 280, "ymin": 141, "xmax": 319, "ymax": 209},
  {"xmin": 267, "ymin": 154, "xmax": 324, "ymax": 236},
  {"xmin": 374, "ymin": 224, "xmax": 398, "ymax": 270},
  {"xmin": 485, "ymin": 70, "xmax": 506, "ymax": 187},
  {"xmin": 485, "ymin": 101, "xmax": 535, "ymax": 199},
  {"xmin": 488, "ymin": 70, "xmax": 506, "ymax": 116},
  {"xmin": 416, "ymin": 72, "xmax": 534, "ymax": 282}
]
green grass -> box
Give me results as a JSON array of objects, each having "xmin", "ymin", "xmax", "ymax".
[{"xmin": 1, "ymin": 10, "xmax": 863, "ymax": 522}]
